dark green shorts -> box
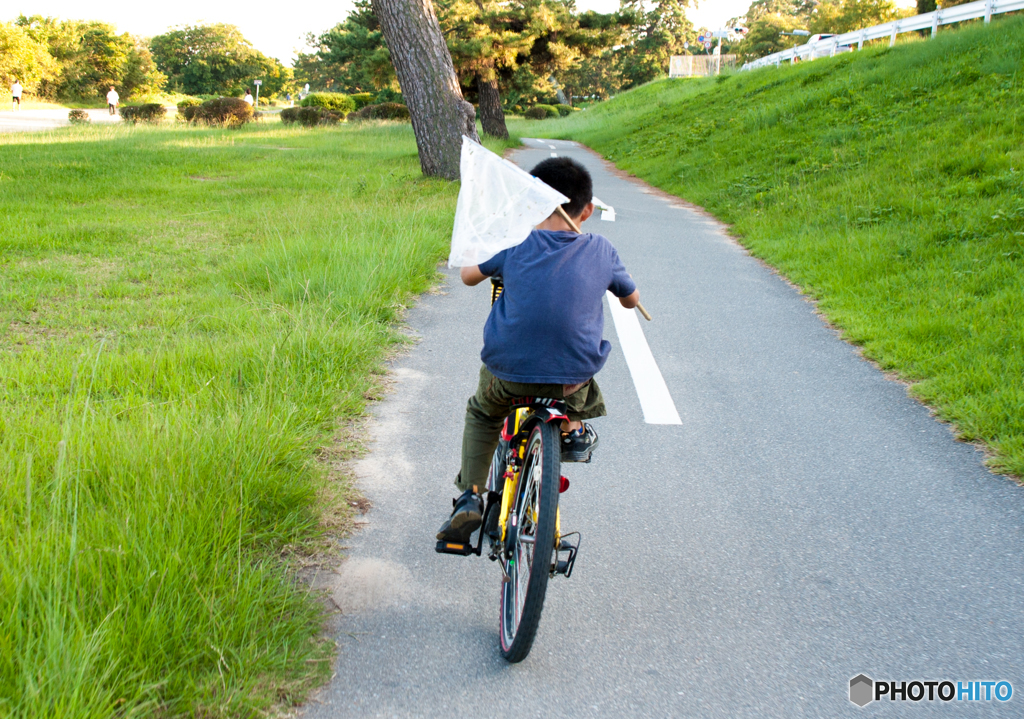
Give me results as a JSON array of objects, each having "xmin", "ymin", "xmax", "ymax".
[
  {"xmin": 458, "ymin": 365, "xmax": 606, "ymax": 491},
  {"xmin": 471, "ymin": 365, "xmax": 606, "ymax": 420}
]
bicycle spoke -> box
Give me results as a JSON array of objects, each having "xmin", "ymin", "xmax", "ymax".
[{"xmin": 499, "ymin": 420, "xmax": 560, "ymax": 662}]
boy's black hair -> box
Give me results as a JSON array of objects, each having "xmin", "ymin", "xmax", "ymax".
[{"xmin": 530, "ymin": 157, "xmax": 593, "ymax": 218}]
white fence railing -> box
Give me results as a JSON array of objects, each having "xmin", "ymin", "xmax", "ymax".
[{"xmin": 741, "ymin": 0, "xmax": 1024, "ymax": 70}]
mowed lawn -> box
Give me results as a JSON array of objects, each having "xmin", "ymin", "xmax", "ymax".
[
  {"xmin": 0, "ymin": 121, "xmax": 459, "ymax": 716},
  {"xmin": 524, "ymin": 15, "xmax": 1024, "ymax": 478}
]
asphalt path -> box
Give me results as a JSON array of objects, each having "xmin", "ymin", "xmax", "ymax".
[
  {"xmin": 0, "ymin": 108, "xmax": 124, "ymax": 133},
  {"xmin": 303, "ymin": 139, "xmax": 1024, "ymax": 717}
]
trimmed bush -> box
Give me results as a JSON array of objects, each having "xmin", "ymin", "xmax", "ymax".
[
  {"xmin": 119, "ymin": 104, "xmax": 167, "ymax": 124},
  {"xmin": 176, "ymin": 97, "xmax": 202, "ymax": 111},
  {"xmin": 67, "ymin": 109, "xmax": 90, "ymax": 125},
  {"xmin": 554, "ymin": 103, "xmax": 574, "ymax": 116},
  {"xmin": 350, "ymin": 92, "xmax": 375, "ymax": 110},
  {"xmin": 300, "ymin": 92, "xmax": 356, "ymax": 114},
  {"xmin": 182, "ymin": 97, "xmax": 254, "ymax": 127},
  {"xmin": 524, "ymin": 106, "xmax": 551, "ymax": 120},
  {"xmin": 346, "ymin": 102, "xmax": 411, "ymax": 122},
  {"xmin": 293, "ymin": 107, "xmax": 341, "ymax": 127},
  {"xmin": 533, "ymin": 104, "xmax": 560, "ymax": 118},
  {"xmin": 280, "ymin": 107, "xmax": 300, "ymax": 125}
]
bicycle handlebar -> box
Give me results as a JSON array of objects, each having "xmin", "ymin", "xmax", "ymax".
[{"xmin": 490, "ymin": 276, "xmax": 651, "ymax": 320}]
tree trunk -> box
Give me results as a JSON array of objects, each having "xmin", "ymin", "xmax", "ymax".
[
  {"xmin": 373, "ymin": 0, "xmax": 479, "ymax": 180},
  {"xmin": 476, "ymin": 73, "xmax": 508, "ymax": 139}
]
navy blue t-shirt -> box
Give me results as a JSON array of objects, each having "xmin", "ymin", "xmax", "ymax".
[{"xmin": 478, "ymin": 230, "xmax": 636, "ymax": 384}]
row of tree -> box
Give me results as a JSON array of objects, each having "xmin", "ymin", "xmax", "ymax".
[
  {"xmin": 0, "ymin": 17, "xmax": 290, "ymax": 101},
  {"xmin": 3, "ymin": 0, "xmax": 944, "ymax": 105},
  {"xmin": 295, "ymin": 0, "xmax": 696, "ymax": 115},
  {"xmin": 365, "ymin": 0, "xmax": 984, "ymax": 179},
  {"xmin": 1, "ymin": 17, "xmax": 164, "ymax": 100}
]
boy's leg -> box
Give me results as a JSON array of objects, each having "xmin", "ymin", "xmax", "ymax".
[
  {"xmin": 458, "ymin": 365, "xmax": 524, "ymax": 492},
  {"xmin": 439, "ymin": 366, "xmax": 565, "ymax": 542},
  {"xmin": 438, "ymin": 366, "xmax": 511, "ymax": 542}
]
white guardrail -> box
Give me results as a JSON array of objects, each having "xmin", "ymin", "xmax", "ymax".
[{"xmin": 742, "ymin": 0, "xmax": 1024, "ymax": 70}]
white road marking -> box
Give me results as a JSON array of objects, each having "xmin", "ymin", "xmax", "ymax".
[
  {"xmin": 606, "ymin": 292, "xmax": 682, "ymax": 425},
  {"xmin": 550, "ymin": 152, "xmax": 557, "ymax": 157},
  {"xmin": 547, "ymin": 144, "xmax": 556, "ymax": 149},
  {"xmin": 592, "ymin": 196, "xmax": 616, "ymax": 222}
]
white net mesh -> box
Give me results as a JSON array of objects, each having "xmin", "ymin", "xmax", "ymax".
[{"xmin": 448, "ymin": 136, "xmax": 569, "ymax": 268}]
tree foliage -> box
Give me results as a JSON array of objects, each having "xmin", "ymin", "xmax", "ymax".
[
  {"xmin": 14, "ymin": 16, "xmax": 164, "ymax": 100},
  {"xmin": 0, "ymin": 22, "xmax": 57, "ymax": 93},
  {"xmin": 612, "ymin": 0, "xmax": 694, "ymax": 90},
  {"xmin": 808, "ymin": 0, "xmax": 899, "ymax": 34},
  {"xmin": 294, "ymin": 0, "xmax": 395, "ymax": 93},
  {"xmin": 739, "ymin": 13, "xmax": 804, "ymax": 61},
  {"xmin": 297, "ymin": 0, "xmax": 697, "ymax": 108},
  {"xmin": 150, "ymin": 24, "xmax": 290, "ymax": 96}
]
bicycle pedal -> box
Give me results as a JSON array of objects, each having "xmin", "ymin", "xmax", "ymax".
[
  {"xmin": 552, "ymin": 532, "xmax": 580, "ymax": 578},
  {"xmin": 435, "ymin": 540, "xmax": 474, "ymax": 556}
]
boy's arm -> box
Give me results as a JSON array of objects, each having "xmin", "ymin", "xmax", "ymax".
[
  {"xmin": 619, "ymin": 289, "xmax": 640, "ymax": 309},
  {"xmin": 460, "ymin": 265, "xmax": 488, "ymax": 286}
]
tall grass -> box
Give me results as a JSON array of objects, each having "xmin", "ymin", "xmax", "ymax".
[
  {"xmin": 521, "ymin": 15, "xmax": 1024, "ymax": 478},
  {"xmin": 0, "ymin": 122, "xmax": 460, "ymax": 715}
]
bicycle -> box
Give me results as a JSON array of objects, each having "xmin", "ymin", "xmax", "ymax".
[{"xmin": 435, "ymin": 278, "xmax": 581, "ymax": 663}]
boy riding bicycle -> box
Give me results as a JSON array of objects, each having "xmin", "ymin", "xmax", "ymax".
[{"xmin": 437, "ymin": 157, "xmax": 641, "ymax": 543}]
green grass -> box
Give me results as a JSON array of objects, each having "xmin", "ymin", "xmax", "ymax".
[
  {"xmin": 0, "ymin": 121, "xmax": 473, "ymax": 716},
  {"xmin": 519, "ymin": 15, "xmax": 1024, "ymax": 478}
]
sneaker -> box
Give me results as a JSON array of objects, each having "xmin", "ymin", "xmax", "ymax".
[
  {"xmin": 436, "ymin": 489, "xmax": 483, "ymax": 543},
  {"xmin": 561, "ymin": 423, "xmax": 599, "ymax": 463}
]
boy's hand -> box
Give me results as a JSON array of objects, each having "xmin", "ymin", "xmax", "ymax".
[
  {"xmin": 460, "ymin": 265, "xmax": 488, "ymax": 287},
  {"xmin": 619, "ymin": 289, "xmax": 640, "ymax": 309}
]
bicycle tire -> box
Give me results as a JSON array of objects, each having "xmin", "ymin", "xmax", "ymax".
[{"xmin": 499, "ymin": 420, "xmax": 560, "ymax": 662}]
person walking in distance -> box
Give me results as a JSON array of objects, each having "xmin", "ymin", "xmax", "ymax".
[
  {"xmin": 11, "ymin": 79, "xmax": 22, "ymax": 111},
  {"xmin": 243, "ymin": 89, "xmax": 254, "ymax": 107},
  {"xmin": 106, "ymin": 86, "xmax": 119, "ymax": 115}
]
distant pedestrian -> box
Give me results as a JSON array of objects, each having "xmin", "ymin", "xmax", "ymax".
[
  {"xmin": 106, "ymin": 86, "xmax": 119, "ymax": 115},
  {"xmin": 11, "ymin": 79, "xmax": 22, "ymax": 111},
  {"xmin": 243, "ymin": 89, "xmax": 254, "ymax": 107},
  {"xmin": 285, "ymin": 92, "xmax": 292, "ymax": 107}
]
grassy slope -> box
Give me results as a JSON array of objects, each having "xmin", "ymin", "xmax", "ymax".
[
  {"xmin": 522, "ymin": 16, "xmax": 1024, "ymax": 478},
  {"xmin": 0, "ymin": 121, "xmax": 467, "ymax": 716}
]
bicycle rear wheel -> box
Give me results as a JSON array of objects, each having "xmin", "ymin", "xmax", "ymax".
[{"xmin": 499, "ymin": 420, "xmax": 560, "ymax": 662}]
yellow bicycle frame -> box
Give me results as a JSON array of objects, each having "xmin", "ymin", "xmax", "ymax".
[
  {"xmin": 497, "ymin": 408, "xmax": 526, "ymax": 542},
  {"xmin": 497, "ymin": 407, "xmax": 561, "ymax": 546}
]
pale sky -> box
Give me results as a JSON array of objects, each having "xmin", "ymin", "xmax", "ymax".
[{"xmin": 8, "ymin": 0, "xmax": 755, "ymax": 64}]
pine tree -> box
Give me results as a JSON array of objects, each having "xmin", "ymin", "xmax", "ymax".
[{"xmin": 372, "ymin": 0, "xmax": 479, "ymax": 180}]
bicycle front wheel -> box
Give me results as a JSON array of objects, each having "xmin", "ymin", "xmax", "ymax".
[{"xmin": 499, "ymin": 420, "xmax": 560, "ymax": 662}]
